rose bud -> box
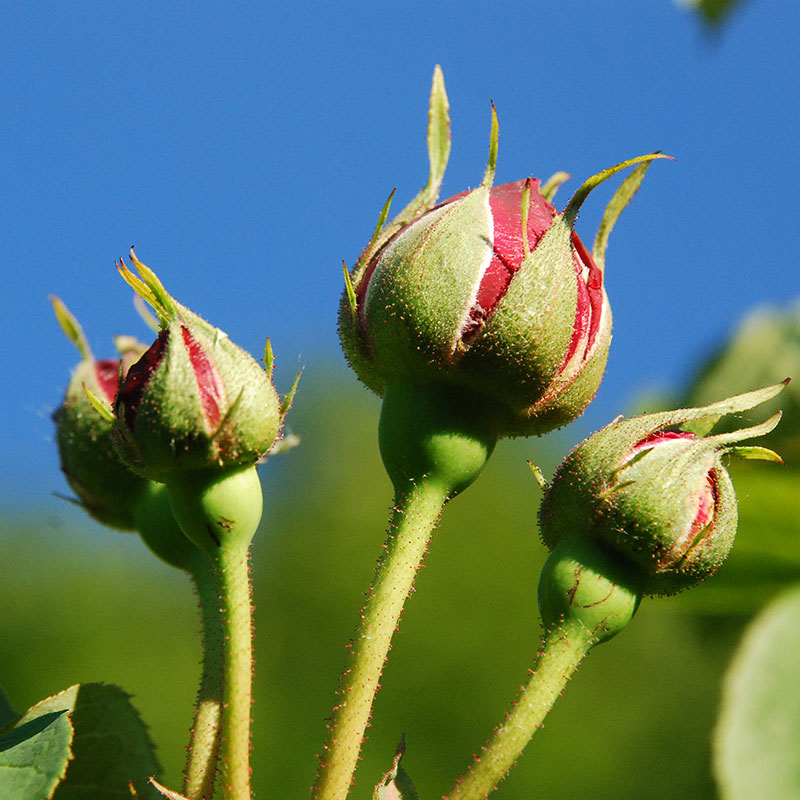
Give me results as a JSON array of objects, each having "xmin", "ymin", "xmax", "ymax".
[
  {"xmin": 337, "ymin": 73, "xmax": 668, "ymax": 497},
  {"xmin": 538, "ymin": 382, "xmax": 788, "ymax": 595},
  {"xmin": 105, "ymin": 250, "xmax": 293, "ymax": 554},
  {"xmin": 51, "ymin": 296, "xmax": 148, "ymax": 530},
  {"xmin": 341, "ymin": 140, "xmax": 668, "ymax": 441}
]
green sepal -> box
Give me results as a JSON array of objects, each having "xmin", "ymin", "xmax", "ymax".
[
  {"xmin": 82, "ymin": 381, "xmax": 117, "ymax": 424},
  {"xmin": 51, "ymin": 295, "xmax": 92, "ymax": 360},
  {"xmin": 364, "ymin": 187, "xmax": 492, "ymax": 382},
  {"xmin": 540, "ymin": 171, "xmax": 571, "ymax": 204},
  {"xmin": 280, "ymin": 369, "xmax": 302, "ymax": 422},
  {"xmin": 390, "ymin": 65, "xmax": 451, "ymax": 231},
  {"xmin": 118, "ymin": 248, "xmax": 177, "ymax": 327},
  {"xmin": 460, "ymin": 206, "xmax": 576, "ymax": 418},
  {"xmin": 264, "ymin": 337, "xmax": 274, "ymax": 377},
  {"xmin": 539, "ymin": 383, "xmax": 788, "ymax": 595},
  {"xmin": 727, "ymin": 444, "xmax": 785, "ymax": 464},
  {"xmin": 356, "ymin": 64, "xmax": 451, "ymax": 276},
  {"xmin": 481, "ymin": 101, "xmax": 499, "ymax": 189},
  {"xmin": 374, "ymin": 738, "xmax": 418, "ymax": 800},
  {"xmin": 593, "ymin": 156, "xmax": 658, "ymax": 273},
  {"xmin": 563, "ymin": 153, "xmax": 672, "ymax": 228}
]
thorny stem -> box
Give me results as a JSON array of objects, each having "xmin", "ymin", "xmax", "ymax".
[
  {"xmin": 214, "ymin": 542, "xmax": 254, "ymax": 800},
  {"xmin": 311, "ymin": 479, "xmax": 450, "ymax": 800},
  {"xmin": 446, "ymin": 621, "xmax": 594, "ymax": 800},
  {"xmin": 183, "ymin": 552, "xmax": 225, "ymax": 800}
]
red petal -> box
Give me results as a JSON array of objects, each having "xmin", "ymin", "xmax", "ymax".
[
  {"xmin": 94, "ymin": 359, "xmax": 120, "ymax": 404},
  {"xmin": 181, "ymin": 326, "xmax": 225, "ymax": 430}
]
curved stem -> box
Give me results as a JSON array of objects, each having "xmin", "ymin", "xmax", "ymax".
[
  {"xmin": 214, "ymin": 543, "xmax": 254, "ymax": 800},
  {"xmin": 446, "ymin": 622, "xmax": 594, "ymax": 800},
  {"xmin": 311, "ymin": 479, "xmax": 450, "ymax": 800},
  {"xmin": 183, "ymin": 552, "xmax": 225, "ymax": 800}
]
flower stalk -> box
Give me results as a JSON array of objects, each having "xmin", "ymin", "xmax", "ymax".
[
  {"xmin": 448, "ymin": 536, "xmax": 642, "ymax": 799},
  {"xmin": 313, "ymin": 479, "xmax": 448, "ymax": 800},
  {"xmin": 183, "ymin": 552, "xmax": 225, "ymax": 800},
  {"xmin": 214, "ymin": 538, "xmax": 254, "ymax": 800}
]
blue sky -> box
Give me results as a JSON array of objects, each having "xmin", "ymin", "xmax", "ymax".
[{"xmin": 2, "ymin": 0, "xmax": 798, "ymax": 509}]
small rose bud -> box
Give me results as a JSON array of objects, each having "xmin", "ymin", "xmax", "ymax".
[
  {"xmin": 111, "ymin": 249, "xmax": 283, "ymax": 481},
  {"xmin": 538, "ymin": 383, "xmax": 788, "ymax": 595},
  {"xmin": 341, "ymin": 123, "xmax": 667, "ymax": 438},
  {"xmin": 51, "ymin": 296, "xmax": 148, "ymax": 530},
  {"xmin": 109, "ymin": 250, "xmax": 293, "ymax": 554}
]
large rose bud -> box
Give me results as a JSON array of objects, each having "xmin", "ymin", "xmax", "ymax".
[
  {"xmin": 341, "ymin": 141, "xmax": 667, "ymax": 439},
  {"xmin": 51, "ymin": 296, "xmax": 148, "ymax": 530},
  {"xmin": 538, "ymin": 382, "xmax": 788, "ymax": 595},
  {"xmin": 105, "ymin": 250, "xmax": 293, "ymax": 554}
]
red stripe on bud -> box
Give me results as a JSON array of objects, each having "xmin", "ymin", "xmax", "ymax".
[{"xmin": 181, "ymin": 326, "xmax": 225, "ymax": 430}]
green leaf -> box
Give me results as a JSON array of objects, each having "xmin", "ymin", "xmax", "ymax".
[
  {"xmin": 714, "ymin": 585, "xmax": 800, "ymax": 798},
  {"xmin": 0, "ymin": 696, "xmax": 73, "ymax": 800},
  {"xmin": 374, "ymin": 739, "xmax": 418, "ymax": 800},
  {"xmin": 9, "ymin": 684, "xmax": 162, "ymax": 800},
  {"xmin": 0, "ymin": 688, "xmax": 17, "ymax": 730},
  {"xmin": 686, "ymin": 0, "xmax": 747, "ymax": 26}
]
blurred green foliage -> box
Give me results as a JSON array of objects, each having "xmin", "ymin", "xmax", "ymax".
[{"xmin": 1, "ymin": 367, "xmax": 797, "ymax": 799}]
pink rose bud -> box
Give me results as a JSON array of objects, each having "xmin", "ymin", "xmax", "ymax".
[
  {"xmin": 51, "ymin": 296, "xmax": 148, "ymax": 530},
  {"xmin": 111, "ymin": 250, "xmax": 283, "ymax": 482},
  {"xmin": 340, "ymin": 88, "xmax": 667, "ymax": 438},
  {"xmin": 539, "ymin": 382, "xmax": 788, "ymax": 595}
]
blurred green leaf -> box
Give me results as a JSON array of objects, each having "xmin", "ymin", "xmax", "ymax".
[
  {"xmin": 0, "ymin": 700, "xmax": 72, "ymax": 800},
  {"xmin": 12, "ymin": 683, "xmax": 162, "ymax": 800},
  {"xmin": 714, "ymin": 585, "xmax": 800, "ymax": 798},
  {"xmin": 682, "ymin": 0, "xmax": 747, "ymax": 26},
  {"xmin": 0, "ymin": 687, "xmax": 17, "ymax": 730},
  {"xmin": 685, "ymin": 300, "xmax": 800, "ymax": 464}
]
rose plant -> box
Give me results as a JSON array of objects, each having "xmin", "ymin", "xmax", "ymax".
[{"xmin": 0, "ymin": 66, "xmax": 792, "ymax": 800}]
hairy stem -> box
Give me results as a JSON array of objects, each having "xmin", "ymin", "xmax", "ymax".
[
  {"xmin": 183, "ymin": 552, "xmax": 225, "ymax": 799},
  {"xmin": 311, "ymin": 479, "xmax": 450, "ymax": 800},
  {"xmin": 214, "ymin": 543, "xmax": 254, "ymax": 800},
  {"xmin": 446, "ymin": 622, "xmax": 593, "ymax": 800}
]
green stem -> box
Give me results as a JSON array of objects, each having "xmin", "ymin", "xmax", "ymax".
[
  {"xmin": 311, "ymin": 479, "xmax": 450, "ymax": 800},
  {"xmin": 183, "ymin": 552, "xmax": 225, "ymax": 800},
  {"xmin": 446, "ymin": 622, "xmax": 594, "ymax": 800},
  {"xmin": 214, "ymin": 542, "xmax": 254, "ymax": 800}
]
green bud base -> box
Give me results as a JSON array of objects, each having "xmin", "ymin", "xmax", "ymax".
[
  {"xmin": 378, "ymin": 380, "xmax": 498, "ymax": 497},
  {"xmin": 166, "ymin": 465, "xmax": 263, "ymax": 557}
]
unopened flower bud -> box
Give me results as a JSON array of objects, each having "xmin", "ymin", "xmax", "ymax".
[
  {"xmin": 51, "ymin": 296, "xmax": 148, "ymax": 530},
  {"xmin": 111, "ymin": 250, "xmax": 283, "ymax": 482},
  {"xmin": 539, "ymin": 383, "xmax": 787, "ymax": 595},
  {"xmin": 340, "ymin": 94, "xmax": 667, "ymax": 437}
]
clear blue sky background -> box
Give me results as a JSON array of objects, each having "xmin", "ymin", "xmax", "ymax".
[{"xmin": 2, "ymin": 0, "xmax": 798, "ymax": 511}]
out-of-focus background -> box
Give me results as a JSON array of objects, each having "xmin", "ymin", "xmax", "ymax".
[{"xmin": 2, "ymin": 1, "xmax": 799, "ymax": 798}]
